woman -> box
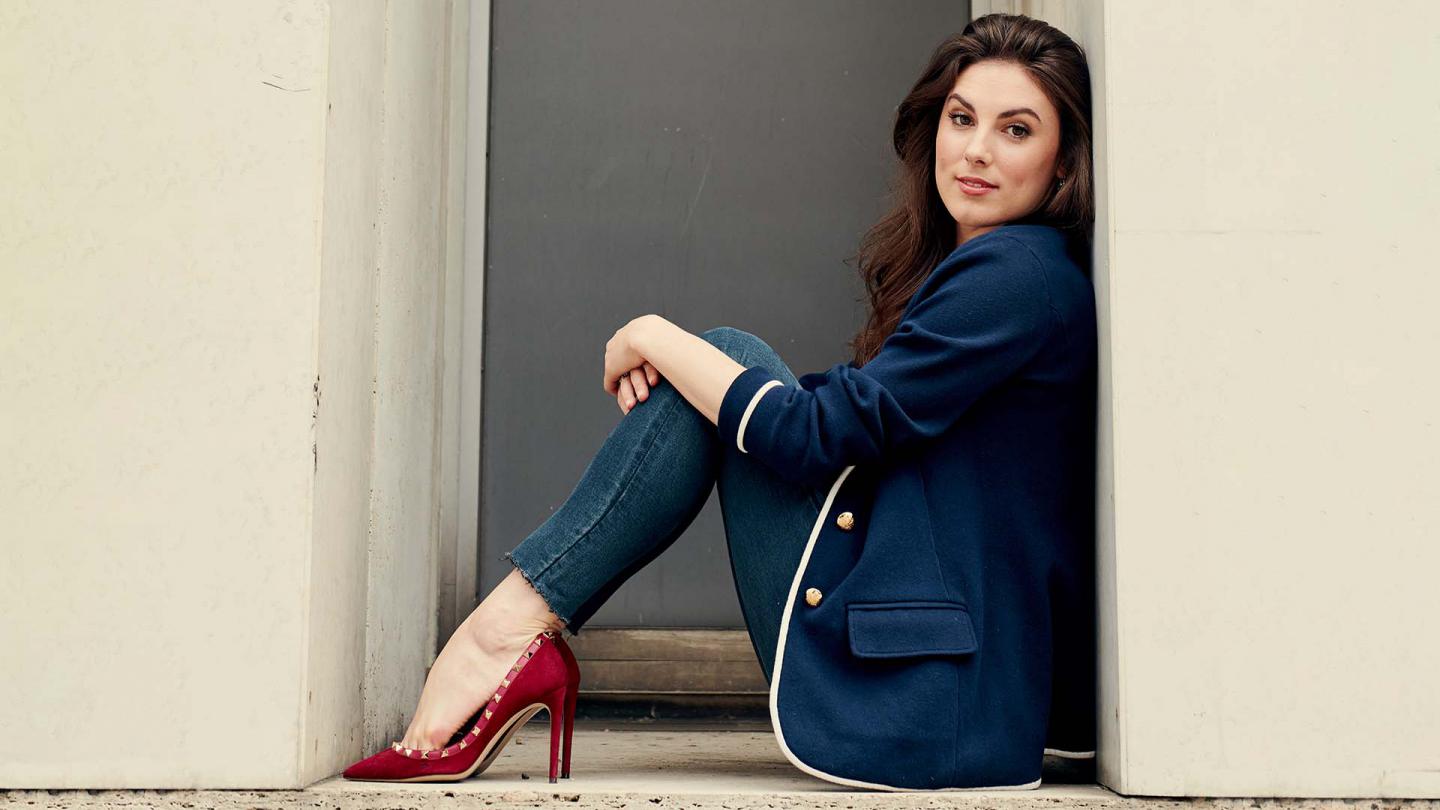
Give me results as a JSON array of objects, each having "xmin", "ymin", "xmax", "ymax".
[{"xmin": 344, "ymin": 12, "xmax": 1097, "ymax": 790}]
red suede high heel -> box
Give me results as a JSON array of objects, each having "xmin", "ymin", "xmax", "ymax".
[
  {"xmin": 551, "ymin": 627, "xmax": 581, "ymax": 779},
  {"xmin": 342, "ymin": 630, "xmax": 580, "ymax": 783}
]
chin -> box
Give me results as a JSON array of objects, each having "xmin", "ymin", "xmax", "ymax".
[
  {"xmin": 947, "ymin": 198, "xmax": 1004, "ymax": 222},
  {"xmin": 952, "ymin": 213, "xmax": 1004, "ymax": 232}
]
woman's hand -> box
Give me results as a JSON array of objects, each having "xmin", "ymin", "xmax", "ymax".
[
  {"xmin": 605, "ymin": 315, "xmax": 666, "ymax": 415},
  {"xmin": 614, "ymin": 361, "xmax": 660, "ymax": 415}
]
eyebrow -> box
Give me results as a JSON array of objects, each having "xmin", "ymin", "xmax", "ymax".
[{"xmin": 949, "ymin": 93, "xmax": 1041, "ymax": 123}]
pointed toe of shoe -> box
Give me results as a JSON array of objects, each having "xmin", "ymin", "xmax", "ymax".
[{"xmin": 342, "ymin": 748, "xmax": 403, "ymax": 781}]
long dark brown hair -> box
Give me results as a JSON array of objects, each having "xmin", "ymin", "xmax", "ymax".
[{"xmin": 849, "ymin": 13, "xmax": 1094, "ymax": 366}]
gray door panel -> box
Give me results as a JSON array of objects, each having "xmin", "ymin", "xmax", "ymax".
[{"xmin": 480, "ymin": 0, "xmax": 970, "ymax": 628}]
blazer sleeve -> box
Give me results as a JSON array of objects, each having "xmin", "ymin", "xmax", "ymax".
[{"xmin": 716, "ymin": 236, "xmax": 1059, "ymax": 488}]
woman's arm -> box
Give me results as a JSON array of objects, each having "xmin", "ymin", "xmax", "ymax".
[
  {"xmin": 610, "ymin": 315, "xmax": 746, "ymax": 425},
  {"xmin": 710, "ymin": 239, "xmax": 1060, "ymax": 488}
]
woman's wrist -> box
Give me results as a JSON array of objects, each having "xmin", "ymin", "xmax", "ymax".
[
  {"xmin": 631, "ymin": 314, "xmax": 678, "ymax": 358},
  {"xmin": 626, "ymin": 314, "xmax": 746, "ymax": 425}
]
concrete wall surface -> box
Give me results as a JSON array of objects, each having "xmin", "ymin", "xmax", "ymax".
[
  {"xmin": 0, "ymin": 0, "xmax": 466, "ymax": 788},
  {"xmin": 992, "ymin": 0, "xmax": 1440, "ymax": 798}
]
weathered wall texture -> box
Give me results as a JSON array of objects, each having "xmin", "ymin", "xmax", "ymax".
[
  {"xmin": 1102, "ymin": 1, "xmax": 1440, "ymax": 797},
  {"xmin": 0, "ymin": 0, "xmax": 466, "ymax": 787}
]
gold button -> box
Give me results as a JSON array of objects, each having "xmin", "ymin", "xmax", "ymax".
[
  {"xmin": 835, "ymin": 511, "xmax": 855, "ymax": 531},
  {"xmin": 804, "ymin": 587, "xmax": 823, "ymax": 606}
]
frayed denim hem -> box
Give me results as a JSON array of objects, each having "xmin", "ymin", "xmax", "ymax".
[{"xmin": 500, "ymin": 549, "xmax": 580, "ymax": 636}]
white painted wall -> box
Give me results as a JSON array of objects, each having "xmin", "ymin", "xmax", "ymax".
[
  {"xmin": 1105, "ymin": 1, "xmax": 1440, "ymax": 797},
  {"xmin": 981, "ymin": 0, "xmax": 1440, "ymax": 798},
  {"xmin": 0, "ymin": 0, "xmax": 469, "ymax": 787}
]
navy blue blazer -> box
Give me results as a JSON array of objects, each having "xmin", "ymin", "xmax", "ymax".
[{"xmin": 717, "ymin": 223, "xmax": 1097, "ymax": 790}]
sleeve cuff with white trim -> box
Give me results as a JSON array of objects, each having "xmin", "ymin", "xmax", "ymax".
[{"xmin": 717, "ymin": 366, "xmax": 783, "ymax": 454}]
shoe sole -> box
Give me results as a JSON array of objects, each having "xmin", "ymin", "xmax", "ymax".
[{"xmin": 348, "ymin": 702, "xmax": 554, "ymax": 783}]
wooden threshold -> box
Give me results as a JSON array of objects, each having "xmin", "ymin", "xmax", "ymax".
[{"xmin": 564, "ymin": 627, "xmax": 767, "ymax": 696}]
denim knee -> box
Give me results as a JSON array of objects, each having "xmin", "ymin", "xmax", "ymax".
[
  {"xmin": 699, "ymin": 326, "xmax": 796, "ymax": 386},
  {"xmin": 700, "ymin": 326, "xmax": 770, "ymax": 364}
]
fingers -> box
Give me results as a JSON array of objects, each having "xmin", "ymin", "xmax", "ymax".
[
  {"xmin": 629, "ymin": 367, "xmax": 649, "ymax": 401},
  {"xmin": 616, "ymin": 364, "xmax": 662, "ymax": 416},
  {"xmin": 617, "ymin": 375, "xmax": 635, "ymax": 415}
]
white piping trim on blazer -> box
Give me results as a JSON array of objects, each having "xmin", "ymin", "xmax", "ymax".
[
  {"xmin": 735, "ymin": 380, "xmax": 783, "ymax": 453},
  {"xmin": 1043, "ymin": 748, "xmax": 1096, "ymax": 759},
  {"xmin": 767, "ymin": 464, "xmax": 1043, "ymax": 792}
]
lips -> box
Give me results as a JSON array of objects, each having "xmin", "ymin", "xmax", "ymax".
[{"xmin": 957, "ymin": 176, "xmax": 997, "ymax": 189}]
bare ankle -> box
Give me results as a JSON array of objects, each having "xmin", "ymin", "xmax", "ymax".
[{"xmin": 462, "ymin": 568, "xmax": 565, "ymax": 652}]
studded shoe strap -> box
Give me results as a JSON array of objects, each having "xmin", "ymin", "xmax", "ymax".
[{"xmin": 390, "ymin": 630, "xmax": 557, "ymax": 760}]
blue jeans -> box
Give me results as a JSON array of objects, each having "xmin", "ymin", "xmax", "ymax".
[{"xmin": 501, "ymin": 326, "xmax": 828, "ymax": 684}]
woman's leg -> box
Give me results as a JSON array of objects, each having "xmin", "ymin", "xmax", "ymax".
[
  {"xmin": 402, "ymin": 325, "xmax": 734, "ymax": 749},
  {"xmin": 500, "ymin": 329, "xmax": 728, "ymax": 633},
  {"xmin": 507, "ymin": 325, "xmax": 825, "ymax": 672},
  {"xmin": 703, "ymin": 328, "xmax": 828, "ymax": 684},
  {"xmin": 507, "ymin": 326, "xmax": 826, "ymax": 659},
  {"xmin": 501, "ymin": 327, "xmax": 827, "ymax": 690}
]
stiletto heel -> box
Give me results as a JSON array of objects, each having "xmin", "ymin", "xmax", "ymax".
[
  {"xmin": 561, "ymin": 678, "xmax": 577, "ymax": 778},
  {"xmin": 342, "ymin": 630, "xmax": 584, "ymax": 783},
  {"xmin": 550, "ymin": 633, "xmax": 581, "ymax": 779},
  {"xmin": 545, "ymin": 685, "xmax": 566, "ymax": 783}
]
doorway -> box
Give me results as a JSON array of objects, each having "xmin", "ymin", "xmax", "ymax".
[{"xmin": 465, "ymin": 0, "xmax": 974, "ymax": 711}]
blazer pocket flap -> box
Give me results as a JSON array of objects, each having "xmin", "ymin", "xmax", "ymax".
[{"xmin": 847, "ymin": 600, "xmax": 978, "ymax": 658}]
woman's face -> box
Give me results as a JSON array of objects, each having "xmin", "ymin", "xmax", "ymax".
[{"xmin": 935, "ymin": 59, "xmax": 1063, "ymax": 245}]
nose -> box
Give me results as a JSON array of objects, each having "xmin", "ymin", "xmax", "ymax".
[{"xmin": 963, "ymin": 129, "xmax": 991, "ymax": 166}]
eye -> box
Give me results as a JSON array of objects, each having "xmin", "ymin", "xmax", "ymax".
[{"xmin": 948, "ymin": 111, "xmax": 1030, "ymax": 140}]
